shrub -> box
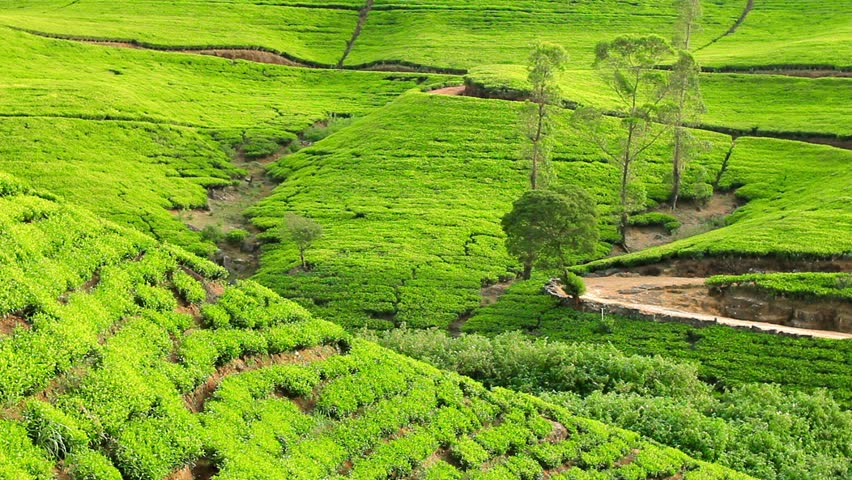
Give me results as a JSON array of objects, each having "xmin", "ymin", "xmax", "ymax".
[
  {"xmin": 66, "ymin": 449, "xmax": 122, "ymax": 480},
  {"xmin": 172, "ymin": 270, "xmax": 206, "ymax": 305},
  {"xmin": 562, "ymin": 272, "xmax": 586, "ymax": 298},
  {"xmin": 23, "ymin": 401, "xmax": 89, "ymax": 459},
  {"xmin": 224, "ymin": 228, "xmax": 249, "ymax": 245},
  {"xmin": 201, "ymin": 225, "xmax": 224, "ymax": 243},
  {"xmin": 134, "ymin": 285, "xmax": 178, "ymax": 312},
  {"xmin": 629, "ymin": 212, "xmax": 682, "ymax": 233}
]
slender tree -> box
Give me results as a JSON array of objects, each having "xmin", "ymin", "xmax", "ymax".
[
  {"xmin": 668, "ymin": 0, "xmax": 707, "ymax": 209},
  {"xmin": 573, "ymin": 35, "xmax": 674, "ymax": 248},
  {"xmin": 280, "ymin": 213, "xmax": 322, "ymax": 270},
  {"xmin": 522, "ymin": 41, "xmax": 568, "ymax": 190},
  {"xmin": 668, "ymin": 50, "xmax": 706, "ymax": 208},
  {"xmin": 502, "ymin": 186, "xmax": 598, "ymax": 280},
  {"xmin": 673, "ymin": 0, "xmax": 703, "ymax": 50}
]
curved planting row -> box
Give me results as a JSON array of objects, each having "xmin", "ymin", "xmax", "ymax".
[{"xmin": 0, "ymin": 176, "xmax": 754, "ymax": 479}]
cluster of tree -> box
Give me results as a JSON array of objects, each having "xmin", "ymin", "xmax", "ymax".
[
  {"xmin": 367, "ymin": 328, "xmax": 852, "ymax": 480},
  {"xmin": 503, "ymin": 0, "xmax": 707, "ymax": 281}
]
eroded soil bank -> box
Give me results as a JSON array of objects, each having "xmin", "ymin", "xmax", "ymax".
[
  {"xmin": 545, "ymin": 274, "xmax": 852, "ymax": 339},
  {"xmin": 577, "ymin": 275, "xmax": 852, "ymax": 335}
]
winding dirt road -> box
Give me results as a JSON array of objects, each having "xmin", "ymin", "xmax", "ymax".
[{"xmin": 580, "ymin": 276, "xmax": 852, "ymax": 340}]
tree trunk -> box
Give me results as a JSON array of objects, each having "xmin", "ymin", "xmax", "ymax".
[
  {"xmin": 300, "ymin": 249, "xmax": 307, "ymax": 270},
  {"xmin": 530, "ymin": 143, "xmax": 538, "ymax": 190},
  {"xmin": 522, "ymin": 263, "xmax": 533, "ymax": 280},
  {"xmin": 619, "ymin": 126, "xmax": 635, "ymax": 247},
  {"xmin": 530, "ymin": 102, "xmax": 546, "ymax": 190},
  {"xmin": 671, "ymin": 127, "xmax": 683, "ymax": 210},
  {"xmin": 619, "ymin": 165, "xmax": 629, "ymax": 246}
]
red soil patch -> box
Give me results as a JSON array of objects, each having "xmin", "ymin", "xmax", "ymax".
[
  {"xmin": 176, "ymin": 303, "xmax": 202, "ymax": 323},
  {"xmin": 430, "ymin": 85, "xmax": 467, "ymax": 96},
  {"xmin": 0, "ymin": 314, "xmax": 29, "ymax": 335}
]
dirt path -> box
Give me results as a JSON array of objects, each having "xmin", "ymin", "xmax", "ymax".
[
  {"xmin": 697, "ymin": 0, "xmax": 754, "ymax": 51},
  {"xmin": 337, "ymin": 0, "xmax": 374, "ymax": 67},
  {"xmin": 578, "ymin": 276, "xmax": 852, "ymax": 339},
  {"xmin": 430, "ymin": 85, "xmax": 467, "ymax": 96}
]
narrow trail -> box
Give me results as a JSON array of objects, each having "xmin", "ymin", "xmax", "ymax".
[
  {"xmin": 697, "ymin": 0, "xmax": 754, "ymax": 51},
  {"xmin": 429, "ymin": 85, "xmax": 852, "ymax": 150},
  {"xmin": 337, "ymin": 0, "xmax": 374, "ymax": 68},
  {"xmin": 561, "ymin": 276, "xmax": 852, "ymax": 339},
  {"xmin": 10, "ymin": 26, "xmax": 466, "ymax": 75},
  {"xmin": 16, "ymin": 25, "xmax": 847, "ymax": 79}
]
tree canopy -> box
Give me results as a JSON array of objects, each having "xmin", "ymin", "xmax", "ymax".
[{"xmin": 502, "ymin": 186, "xmax": 598, "ymax": 279}]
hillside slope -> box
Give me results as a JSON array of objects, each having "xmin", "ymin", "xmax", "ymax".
[{"xmin": 0, "ymin": 174, "xmax": 752, "ymax": 479}]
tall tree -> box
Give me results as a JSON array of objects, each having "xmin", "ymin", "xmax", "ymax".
[
  {"xmin": 280, "ymin": 213, "xmax": 322, "ymax": 270},
  {"xmin": 673, "ymin": 0, "xmax": 703, "ymax": 50},
  {"xmin": 669, "ymin": 0, "xmax": 706, "ymax": 209},
  {"xmin": 523, "ymin": 41, "xmax": 568, "ymax": 190},
  {"xmin": 502, "ymin": 186, "xmax": 598, "ymax": 280},
  {"xmin": 572, "ymin": 35, "xmax": 673, "ymax": 248},
  {"xmin": 668, "ymin": 51, "xmax": 706, "ymax": 209}
]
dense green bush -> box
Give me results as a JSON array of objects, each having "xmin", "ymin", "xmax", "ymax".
[
  {"xmin": 628, "ymin": 212, "xmax": 682, "ymax": 233},
  {"xmin": 369, "ymin": 328, "xmax": 851, "ymax": 480},
  {"xmin": 365, "ymin": 328, "xmax": 706, "ymax": 398},
  {"xmin": 172, "ymin": 270, "xmax": 206, "ymax": 305},
  {"xmin": 66, "ymin": 449, "xmax": 123, "ymax": 480},
  {"xmin": 706, "ymin": 272, "xmax": 852, "ymax": 301},
  {"xmin": 224, "ymin": 228, "xmax": 250, "ymax": 245}
]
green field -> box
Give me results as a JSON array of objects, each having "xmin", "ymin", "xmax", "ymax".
[
  {"xmin": 0, "ymin": 176, "xmax": 751, "ymax": 479},
  {"xmin": 249, "ymin": 91, "xmax": 850, "ymax": 328},
  {"xmin": 697, "ymin": 0, "xmax": 852, "ymax": 69},
  {"xmin": 0, "ymin": 1, "xmax": 849, "ymax": 478},
  {"xmin": 0, "ymin": 27, "xmax": 445, "ymax": 253},
  {"xmin": 465, "ymin": 65, "xmax": 852, "ymax": 137},
  {"xmin": 0, "ymin": 0, "xmax": 360, "ymax": 65}
]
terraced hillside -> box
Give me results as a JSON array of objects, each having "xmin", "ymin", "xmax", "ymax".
[
  {"xmin": 0, "ymin": 27, "xmax": 447, "ymax": 254},
  {"xmin": 0, "ymin": 0, "xmax": 849, "ymax": 479},
  {"xmin": 0, "ymin": 175, "xmax": 752, "ymax": 479}
]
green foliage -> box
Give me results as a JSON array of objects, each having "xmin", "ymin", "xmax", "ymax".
[
  {"xmin": 23, "ymin": 400, "xmax": 89, "ymax": 459},
  {"xmin": 369, "ymin": 327, "xmax": 851, "ymax": 480},
  {"xmin": 463, "ymin": 277, "xmax": 852, "ymax": 407},
  {"xmin": 66, "ymin": 449, "xmax": 123, "ymax": 480},
  {"xmin": 280, "ymin": 214, "xmax": 323, "ymax": 269},
  {"xmin": 629, "ymin": 212, "xmax": 682, "ymax": 233},
  {"xmin": 706, "ymin": 272, "xmax": 852, "ymax": 301},
  {"xmin": 172, "ymin": 270, "xmax": 207, "ymax": 305},
  {"xmin": 302, "ymin": 115, "xmax": 357, "ymax": 143},
  {"xmin": 365, "ymin": 328, "xmax": 706, "ymax": 399},
  {"xmin": 0, "ymin": 420, "xmax": 54, "ymax": 479},
  {"xmin": 561, "ymin": 271, "xmax": 586, "ymax": 298},
  {"xmin": 502, "ymin": 187, "xmax": 599, "ymax": 278},
  {"xmin": 224, "ymin": 228, "xmax": 250, "ymax": 245}
]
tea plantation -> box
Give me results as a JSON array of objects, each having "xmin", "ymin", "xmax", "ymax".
[
  {"xmin": 0, "ymin": 175, "xmax": 752, "ymax": 479},
  {"xmin": 0, "ymin": 0, "xmax": 849, "ymax": 479}
]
